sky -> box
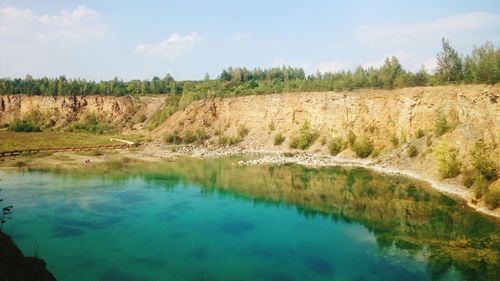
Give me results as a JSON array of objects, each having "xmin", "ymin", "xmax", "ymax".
[{"xmin": 0, "ymin": 0, "xmax": 499, "ymax": 81}]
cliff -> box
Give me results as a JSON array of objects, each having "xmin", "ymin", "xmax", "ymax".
[
  {"xmin": 152, "ymin": 85, "xmax": 499, "ymax": 179},
  {"xmin": 0, "ymin": 95, "xmax": 167, "ymax": 131},
  {"xmin": 0, "ymin": 231, "xmax": 56, "ymax": 281}
]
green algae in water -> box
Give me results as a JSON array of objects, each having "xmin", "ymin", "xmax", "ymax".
[{"xmin": 1, "ymin": 157, "xmax": 499, "ymax": 281}]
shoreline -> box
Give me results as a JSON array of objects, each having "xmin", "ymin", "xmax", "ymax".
[
  {"xmin": 1, "ymin": 144, "xmax": 499, "ymax": 220},
  {"xmin": 182, "ymin": 147, "xmax": 500, "ymax": 220}
]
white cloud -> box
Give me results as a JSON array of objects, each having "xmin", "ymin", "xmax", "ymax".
[
  {"xmin": 356, "ymin": 12, "xmax": 500, "ymax": 48},
  {"xmin": 0, "ymin": 5, "xmax": 107, "ymax": 46},
  {"xmin": 232, "ymin": 31, "xmax": 249, "ymax": 40},
  {"xmin": 422, "ymin": 56, "xmax": 437, "ymax": 72},
  {"xmin": 317, "ymin": 61, "xmax": 348, "ymax": 73},
  {"xmin": 135, "ymin": 32, "xmax": 201, "ymax": 58}
]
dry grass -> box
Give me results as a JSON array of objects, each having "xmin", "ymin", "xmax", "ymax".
[{"xmin": 0, "ymin": 130, "xmax": 140, "ymax": 151}]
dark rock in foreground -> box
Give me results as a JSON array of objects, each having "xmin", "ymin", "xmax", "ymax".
[{"xmin": 0, "ymin": 231, "xmax": 56, "ymax": 281}]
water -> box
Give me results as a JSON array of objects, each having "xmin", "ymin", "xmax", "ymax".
[{"xmin": 0, "ymin": 157, "xmax": 499, "ymax": 281}]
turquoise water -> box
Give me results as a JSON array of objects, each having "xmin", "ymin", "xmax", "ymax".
[{"xmin": 0, "ymin": 158, "xmax": 499, "ymax": 281}]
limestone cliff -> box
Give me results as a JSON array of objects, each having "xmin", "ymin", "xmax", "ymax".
[
  {"xmin": 153, "ymin": 85, "xmax": 500, "ymax": 182},
  {"xmin": 0, "ymin": 95, "xmax": 167, "ymax": 131}
]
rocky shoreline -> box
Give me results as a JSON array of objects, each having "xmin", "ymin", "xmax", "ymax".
[{"xmin": 144, "ymin": 144, "xmax": 500, "ymax": 220}]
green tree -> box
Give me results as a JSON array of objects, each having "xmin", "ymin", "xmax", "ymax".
[{"xmin": 436, "ymin": 38, "xmax": 463, "ymax": 82}]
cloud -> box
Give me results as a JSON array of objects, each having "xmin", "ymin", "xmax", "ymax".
[
  {"xmin": 422, "ymin": 56, "xmax": 437, "ymax": 72},
  {"xmin": 356, "ymin": 12, "xmax": 500, "ymax": 48},
  {"xmin": 317, "ymin": 61, "xmax": 348, "ymax": 73},
  {"xmin": 135, "ymin": 32, "xmax": 201, "ymax": 58},
  {"xmin": 0, "ymin": 5, "xmax": 107, "ymax": 46},
  {"xmin": 232, "ymin": 31, "xmax": 249, "ymax": 40}
]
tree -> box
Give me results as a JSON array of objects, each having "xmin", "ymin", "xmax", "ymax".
[
  {"xmin": 436, "ymin": 38, "xmax": 463, "ymax": 82},
  {"xmin": 379, "ymin": 56, "xmax": 403, "ymax": 88}
]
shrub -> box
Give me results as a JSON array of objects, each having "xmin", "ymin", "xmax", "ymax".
[
  {"xmin": 390, "ymin": 134, "xmax": 399, "ymax": 147},
  {"xmin": 347, "ymin": 130, "xmax": 356, "ymax": 147},
  {"xmin": 194, "ymin": 128, "xmax": 209, "ymax": 144},
  {"xmin": 473, "ymin": 175, "xmax": 489, "ymax": 199},
  {"xmin": 484, "ymin": 183, "xmax": 500, "ymax": 209},
  {"xmin": 435, "ymin": 140, "xmax": 461, "ymax": 178},
  {"xmin": 289, "ymin": 121, "xmax": 318, "ymax": 150},
  {"xmin": 218, "ymin": 135, "xmax": 241, "ymax": 146},
  {"xmin": 320, "ymin": 137, "xmax": 327, "ymax": 146},
  {"xmin": 8, "ymin": 120, "xmax": 41, "ymax": 132},
  {"xmin": 237, "ymin": 125, "xmax": 249, "ymax": 138},
  {"xmin": 434, "ymin": 110, "xmax": 450, "ymax": 137},
  {"xmin": 183, "ymin": 130, "xmax": 197, "ymax": 144},
  {"xmin": 352, "ymin": 136, "xmax": 374, "ymax": 158},
  {"xmin": 269, "ymin": 122, "xmax": 275, "ymax": 131},
  {"xmin": 415, "ymin": 128, "xmax": 425, "ymax": 139},
  {"xmin": 471, "ymin": 139, "xmax": 497, "ymax": 182},
  {"xmin": 273, "ymin": 133, "xmax": 285, "ymax": 146},
  {"xmin": 165, "ymin": 130, "xmax": 182, "ymax": 144},
  {"xmin": 68, "ymin": 114, "xmax": 113, "ymax": 134},
  {"xmin": 328, "ymin": 137, "xmax": 344, "ymax": 156},
  {"xmin": 461, "ymin": 168, "xmax": 475, "ymax": 188},
  {"xmin": 407, "ymin": 145, "xmax": 418, "ymax": 157}
]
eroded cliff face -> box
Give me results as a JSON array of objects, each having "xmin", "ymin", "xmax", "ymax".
[
  {"xmin": 153, "ymin": 85, "xmax": 500, "ymax": 179},
  {"xmin": 0, "ymin": 95, "xmax": 167, "ymax": 130}
]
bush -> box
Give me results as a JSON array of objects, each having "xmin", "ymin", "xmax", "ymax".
[
  {"xmin": 390, "ymin": 134, "xmax": 399, "ymax": 147},
  {"xmin": 237, "ymin": 125, "xmax": 249, "ymax": 138},
  {"xmin": 352, "ymin": 136, "xmax": 374, "ymax": 158},
  {"xmin": 415, "ymin": 129, "xmax": 425, "ymax": 139},
  {"xmin": 218, "ymin": 135, "xmax": 241, "ymax": 146},
  {"xmin": 68, "ymin": 114, "xmax": 113, "ymax": 134},
  {"xmin": 484, "ymin": 183, "xmax": 500, "ymax": 209},
  {"xmin": 471, "ymin": 139, "xmax": 497, "ymax": 182},
  {"xmin": 194, "ymin": 129, "xmax": 209, "ymax": 144},
  {"xmin": 289, "ymin": 121, "xmax": 318, "ymax": 150},
  {"xmin": 434, "ymin": 110, "xmax": 450, "ymax": 136},
  {"xmin": 473, "ymin": 175, "xmax": 489, "ymax": 199},
  {"xmin": 183, "ymin": 130, "xmax": 197, "ymax": 144},
  {"xmin": 165, "ymin": 130, "xmax": 182, "ymax": 144},
  {"xmin": 273, "ymin": 133, "xmax": 285, "ymax": 146},
  {"xmin": 347, "ymin": 130, "xmax": 356, "ymax": 147},
  {"xmin": 461, "ymin": 168, "xmax": 475, "ymax": 188},
  {"xmin": 435, "ymin": 140, "xmax": 461, "ymax": 178},
  {"xmin": 328, "ymin": 137, "xmax": 344, "ymax": 156},
  {"xmin": 407, "ymin": 145, "xmax": 418, "ymax": 157},
  {"xmin": 8, "ymin": 120, "xmax": 41, "ymax": 132}
]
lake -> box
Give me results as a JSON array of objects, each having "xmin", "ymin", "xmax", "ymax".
[{"xmin": 1, "ymin": 157, "xmax": 499, "ymax": 281}]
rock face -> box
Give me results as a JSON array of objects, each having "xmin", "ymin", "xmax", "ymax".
[
  {"xmin": 153, "ymin": 85, "xmax": 500, "ymax": 179},
  {"xmin": 0, "ymin": 95, "xmax": 167, "ymax": 130},
  {"xmin": 0, "ymin": 231, "xmax": 56, "ymax": 281}
]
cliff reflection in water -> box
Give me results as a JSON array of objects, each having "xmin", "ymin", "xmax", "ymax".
[{"xmin": 42, "ymin": 156, "xmax": 500, "ymax": 281}]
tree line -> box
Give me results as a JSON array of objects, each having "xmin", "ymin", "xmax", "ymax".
[{"xmin": 0, "ymin": 39, "xmax": 498, "ymax": 98}]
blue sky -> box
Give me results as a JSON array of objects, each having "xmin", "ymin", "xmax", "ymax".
[{"xmin": 0, "ymin": 0, "xmax": 499, "ymax": 80}]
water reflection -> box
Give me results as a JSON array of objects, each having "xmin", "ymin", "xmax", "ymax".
[{"xmin": 5, "ymin": 156, "xmax": 500, "ymax": 281}]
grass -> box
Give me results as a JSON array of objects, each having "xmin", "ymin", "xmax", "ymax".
[{"xmin": 0, "ymin": 130, "xmax": 138, "ymax": 151}]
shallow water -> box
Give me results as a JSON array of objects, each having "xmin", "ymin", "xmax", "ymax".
[{"xmin": 1, "ymin": 157, "xmax": 499, "ymax": 281}]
